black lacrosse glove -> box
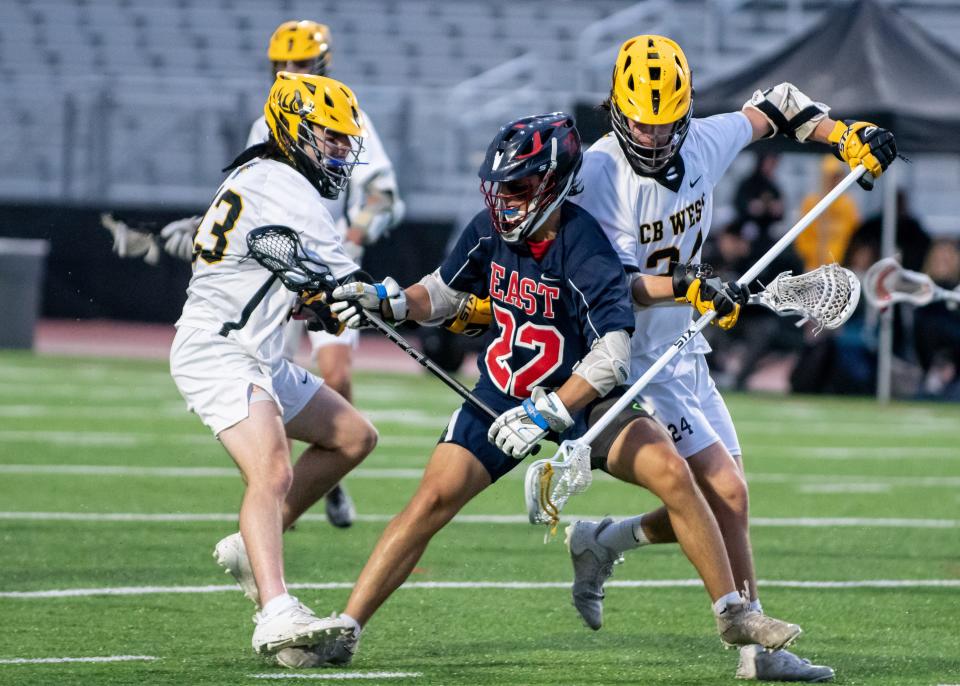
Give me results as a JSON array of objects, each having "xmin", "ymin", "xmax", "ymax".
[{"xmin": 292, "ymin": 290, "xmax": 345, "ymax": 335}]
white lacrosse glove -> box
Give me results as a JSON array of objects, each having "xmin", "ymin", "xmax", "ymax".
[
  {"xmin": 100, "ymin": 213, "xmax": 160, "ymax": 265},
  {"xmin": 330, "ymin": 276, "xmax": 408, "ymax": 329},
  {"xmin": 487, "ymin": 388, "xmax": 574, "ymax": 459},
  {"xmin": 159, "ymin": 216, "xmax": 201, "ymax": 262}
]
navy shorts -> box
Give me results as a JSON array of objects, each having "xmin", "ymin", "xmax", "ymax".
[{"xmin": 438, "ymin": 386, "xmax": 651, "ymax": 483}]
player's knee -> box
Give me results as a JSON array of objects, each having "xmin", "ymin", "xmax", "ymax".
[
  {"xmin": 323, "ymin": 369, "xmax": 352, "ymax": 398},
  {"xmin": 254, "ymin": 456, "xmax": 294, "ymax": 498},
  {"xmin": 339, "ymin": 417, "xmax": 378, "ymax": 465},
  {"xmin": 707, "ymin": 468, "xmax": 749, "ymax": 519}
]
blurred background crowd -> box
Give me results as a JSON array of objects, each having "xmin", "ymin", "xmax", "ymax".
[{"xmin": 0, "ymin": 0, "xmax": 958, "ymax": 400}]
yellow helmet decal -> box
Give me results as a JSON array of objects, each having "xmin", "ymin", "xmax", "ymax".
[
  {"xmin": 265, "ymin": 72, "xmax": 363, "ymax": 148},
  {"xmin": 611, "ymin": 35, "xmax": 691, "ymax": 125},
  {"xmin": 267, "ymin": 20, "xmax": 331, "ymax": 63}
]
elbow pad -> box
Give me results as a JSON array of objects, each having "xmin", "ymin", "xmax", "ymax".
[
  {"xmin": 742, "ymin": 82, "xmax": 828, "ymax": 143},
  {"xmin": 572, "ymin": 330, "xmax": 631, "ymax": 397},
  {"xmin": 417, "ymin": 270, "xmax": 469, "ymax": 324}
]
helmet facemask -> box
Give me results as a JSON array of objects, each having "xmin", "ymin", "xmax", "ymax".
[
  {"xmin": 278, "ymin": 117, "xmax": 364, "ymax": 199},
  {"xmin": 481, "ymin": 140, "xmax": 578, "ymax": 244},
  {"xmin": 610, "ymin": 102, "xmax": 691, "ymax": 175}
]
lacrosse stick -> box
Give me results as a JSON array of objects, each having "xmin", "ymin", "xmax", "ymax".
[
  {"xmin": 245, "ymin": 225, "xmax": 501, "ymax": 421},
  {"xmin": 100, "ymin": 213, "xmax": 161, "ymax": 265},
  {"xmin": 749, "ymin": 263, "xmax": 861, "ymax": 333},
  {"xmin": 863, "ymin": 257, "xmax": 960, "ymax": 310},
  {"xmin": 525, "ymin": 164, "xmax": 868, "ymax": 531}
]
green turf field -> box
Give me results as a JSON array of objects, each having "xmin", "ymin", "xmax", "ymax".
[{"xmin": 0, "ymin": 351, "xmax": 958, "ymax": 685}]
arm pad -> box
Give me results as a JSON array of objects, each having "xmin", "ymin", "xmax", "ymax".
[
  {"xmin": 418, "ymin": 270, "xmax": 470, "ymax": 324},
  {"xmin": 572, "ymin": 330, "xmax": 631, "ymax": 397},
  {"xmin": 742, "ymin": 82, "xmax": 829, "ymax": 143}
]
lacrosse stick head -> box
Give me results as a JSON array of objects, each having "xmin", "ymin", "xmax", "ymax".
[
  {"xmin": 863, "ymin": 257, "xmax": 935, "ymax": 309},
  {"xmin": 754, "ymin": 263, "xmax": 860, "ymax": 333},
  {"xmin": 246, "ymin": 225, "xmax": 338, "ymax": 294},
  {"xmin": 524, "ymin": 440, "xmax": 593, "ymax": 535}
]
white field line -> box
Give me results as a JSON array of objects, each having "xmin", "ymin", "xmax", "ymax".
[
  {"xmin": 0, "ymin": 431, "xmax": 437, "ymax": 449},
  {"xmin": 2, "ymin": 402, "xmax": 956, "ymax": 437},
  {"xmin": 249, "ymin": 673, "xmax": 422, "ymax": 681},
  {"xmin": 1, "ymin": 429, "xmax": 957, "ymax": 459},
  {"xmin": 4, "ymin": 464, "xmax": 960, "ymax": 490},
  {"xmin": 0, "ymin": 465, "xmax": 425, "ymax": 479},
  {"xmin": 0, "ymin": 655, "xmax": 158, "ymax": 664},
  {"xmin": 797, "ymin": 483, "xmax": 892, "ymax": 494},
  {"xmin": 3, "ymin": 579, "xmax": 959, "ymax": 600},
  {"xmin": 772, "ymin": 446, "xmax": 958, "ymax": 460},
  {"xmin": 0, "ymin": 407, "xmax": 445, "ymax": 429},
  {"xmin": 0, "ymin": 511, "xmax": 956, "ymax": 528}
]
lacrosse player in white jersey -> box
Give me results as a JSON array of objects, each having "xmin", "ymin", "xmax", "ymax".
[
  {"xmin": 119, "ymin": 20, "xmax": 403, "ymax": 526},
  {"xmin": 170, "ymin": 72, "xmax": 379, "ymax": 657},
  {"xmin": 568, "ymin": 35, "xmax": 897, "ymax": 682}
]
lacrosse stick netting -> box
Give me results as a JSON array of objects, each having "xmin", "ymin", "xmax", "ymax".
[
  {"xmin": 246, "ymin": 225, "xmax": 338, "ymax": 293},
  {"xmin": 751, "ymin": 263, "xmax": 860, "ymax": 333},
  {"xmin": 863, "ymin": 257, "xmax": 960, "ymax": 309}
]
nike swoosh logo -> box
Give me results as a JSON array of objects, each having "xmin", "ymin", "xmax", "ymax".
[
  {"xmin": 631, "ymin": 402, "xmax": 644, "ymax": 411},
  {"xmin": 302, "ymin": 372, "xmax": 309, "ymax": 384},
  {"xmin": 688, "ymin": 175, "xmax": 702, "ymax": 188},
  {"xmin": 542, "ymin": 275, "xmax": 560, "ymax": 282}
]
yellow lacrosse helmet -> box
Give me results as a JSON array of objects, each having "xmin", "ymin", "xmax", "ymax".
[
  {"xmin": 610, "ymin": 35, "xmax": 693, "ymax": 174},
  {"xmin": 267, "ymin": 20, "xmax": 332, "ymax": 75},
  {"xmin": 265, "ymin": 72, "xmax": 364, "ymax": 199}
]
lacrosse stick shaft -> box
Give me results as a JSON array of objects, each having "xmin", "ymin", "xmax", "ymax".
[
  {"xmin": 578, "ymin": 165, "xmax": 867, "ymax": 447},
  {"xmin": 362, "ymin": 311, "xmax": 500, "ymax": 420}
]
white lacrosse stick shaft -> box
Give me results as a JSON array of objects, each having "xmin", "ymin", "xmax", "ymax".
[{"xmin": 574, "ymin": 164, "xmax": 867, "ymax": 449}]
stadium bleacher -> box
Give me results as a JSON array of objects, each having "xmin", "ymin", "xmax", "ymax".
[{"xmin": 0, "ymin": 0, "xmax": 958, "ymax": 230}]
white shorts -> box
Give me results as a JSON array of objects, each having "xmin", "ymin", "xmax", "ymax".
[
  {"xmin": 640, "ymin": 351, "xmax": 741, "ymax": 459},
  {"xmin": 281, "ymin": 318, "xmax": 359, "ymax": 362},
  {"xmin": 170, "ymin": 326, "xmax": 324, "ymax": 436}
]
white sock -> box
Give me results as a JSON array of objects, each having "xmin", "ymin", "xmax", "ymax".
[
  {"xmin": 749, "ymin": 598, "xmax": 762, "ymax": 614},
  {"xmin": 713, "ymin": 591, "xmax": 743, "ymax": 617},
  {"xmin": 261, "ymin": 592, "xmax": 296, "ymax": 617},
  {"xmin": 339, "ymin": 612, "xmax": 362, "ymax": 634},
  {"xmin": 596, "ymin": 515, "xmax": 648, "ymax": 553}
]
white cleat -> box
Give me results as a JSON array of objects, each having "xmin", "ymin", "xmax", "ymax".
[
  {"xmin": 717, "ymin": 600, "xmax": 802, "ymax": 651},
  {"xmin": 251, "ymin": 598, "xmax": 332, "ymax": 655},
  {"xmin": 275, "ymin": 614, "xmax": 361, "ymax": 668},
  {"xmin": 566, "ymin": 518, "xmax": 623, "ymax": 630},
  {"xmin": 736, "ymin": 645, "xmax": 835, "ymax": 682},
  {"xmin": 325, "ymin": 483, "xmax": 356, "ymax": 529},
  {"xmin": 213, "ymin": 532, "xmax": 259, "ymax": 606}
]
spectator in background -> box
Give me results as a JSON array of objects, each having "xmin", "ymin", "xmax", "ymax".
[
  {"xmin": 794, "ymin": 155, "xmax": 860, "ymax": 272},
  {"xmin": 853, "ymin": 189, "xmax": 931, "ymax": 272},
  {"xmin": 914, "ymin": 240, "xmax": 960, "ymax": 399},
  {"xmin": 733, "ymin": 153, "xmax": 784, "ymax": 258}
]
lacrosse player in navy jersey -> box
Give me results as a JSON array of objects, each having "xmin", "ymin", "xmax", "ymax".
[{"xmin": 279, "ymin": 113, "xmax": 802, "ymax": 669}]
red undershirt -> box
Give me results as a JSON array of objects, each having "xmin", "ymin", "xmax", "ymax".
[{"xmin": 526, "ymin": 237, "xmax": 555, "ymax": 262}]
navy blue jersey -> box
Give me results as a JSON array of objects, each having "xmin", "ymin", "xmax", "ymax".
[{"xmin": 438, "ymin": 201, "xmax": 634, "ymax": 401}]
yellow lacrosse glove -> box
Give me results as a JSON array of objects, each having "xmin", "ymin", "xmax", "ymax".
[
  {"xmin": 444, "ymin": 294, "xmax": 492, "ymax": 337},
  {"xmin": 293, "ymin": 291, "xmax": 345, "ymax": 336},
  {"xmin": 672, "ymin": 263, "xmax": 746, "ymax": 331},
  {"xmin": 827, "ymin": 120, "xmax": 897, "ymax": 190}
]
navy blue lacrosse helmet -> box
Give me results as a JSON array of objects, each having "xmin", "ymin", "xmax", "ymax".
[{"xmin": 479, "ymin": 112, "xmax": 582, "ymax": 243}]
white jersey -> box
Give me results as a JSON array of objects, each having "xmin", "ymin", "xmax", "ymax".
[
  {"xmin": 246, "ymin": 108, "xmax": 398, "ymax": 237},
  {"xmin": 572, "ymin": 112, "xmax": 752, "ymax": 362},
  {"xmin": 176, "ymin": 157, "xmax": 359, "ymax": 368}
]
